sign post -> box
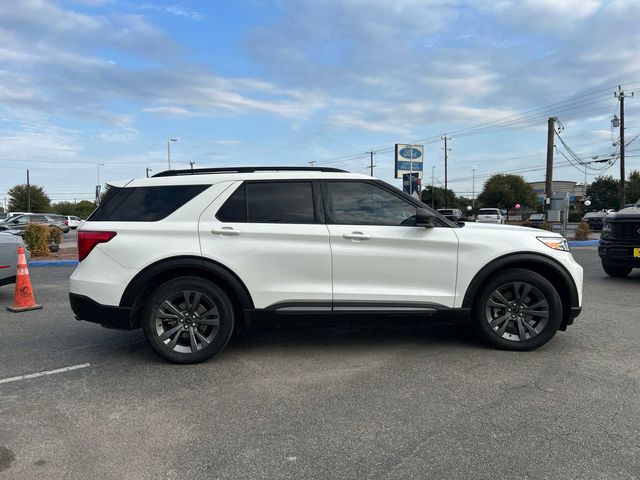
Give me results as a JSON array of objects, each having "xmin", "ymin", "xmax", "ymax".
[{"xmin": 395, "ymin": 144, "xmax": 424, "ymax": 198}]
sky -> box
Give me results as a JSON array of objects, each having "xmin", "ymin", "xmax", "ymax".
[{"xmin": 1, "ymin": 0, "xmax": 640, "ymax": 205}]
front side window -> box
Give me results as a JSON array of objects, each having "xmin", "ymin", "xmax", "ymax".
[
  {"xmin": 216, "ymin": 181, "xmax": 316, "ymax": 224},
  {"xmin": 327, "ymin": 181, "xmax": 417, "ymax": 226}
]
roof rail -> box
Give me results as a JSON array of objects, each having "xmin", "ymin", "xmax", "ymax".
[{"xmin": 152, "ymin": 166, "xmax": 348, "ymax": 177}]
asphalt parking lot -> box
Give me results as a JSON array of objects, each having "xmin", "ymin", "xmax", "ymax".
[{"xmin": 0, "ymin": 248, "xmax": 639, "ymax": 480}]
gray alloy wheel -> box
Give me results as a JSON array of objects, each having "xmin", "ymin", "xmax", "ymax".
[
  {"xmin": 142, "ymin": 277, "xmax": 234, "ymax": 364},
  {"xmin": 473, "ymin": 268, "xmax": 562, "ymax": 351},
  {"xmin": 484, "ymin": 281, "xmax": 549, "ymax": 342},
  {"xmin": 154, "ymin": 290, "xmax": 221, "ymax": 354}
]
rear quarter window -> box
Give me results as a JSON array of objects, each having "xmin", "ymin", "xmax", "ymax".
[{"xmin": 89, "ymin": 185, "xmax": 210, "ymax": 222}]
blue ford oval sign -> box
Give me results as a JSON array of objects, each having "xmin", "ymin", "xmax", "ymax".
[{"xmin": 399, "ymin": 147, "xmax": 422, "ymax": 160}]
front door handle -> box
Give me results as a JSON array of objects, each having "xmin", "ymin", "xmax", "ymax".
[
  {"xmin": 343, "ymin": 231, "xmax": 371, "ymax": 241},
  {"xmin": 211, "ymin": 227, "xmax": 240, "ymax": 236}
]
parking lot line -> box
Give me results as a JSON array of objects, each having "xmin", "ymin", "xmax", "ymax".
[{"xmin": 0, "ymin": 363, "xmax": 91, "ymax": 385}]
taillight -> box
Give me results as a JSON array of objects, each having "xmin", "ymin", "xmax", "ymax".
[
  {"xmin": 78, "ymin": 231, "xmax": 117, "ymax": 261},
  {"xmin": 64, "ymin": 220, "xmax": 69, "ymax": 225}
]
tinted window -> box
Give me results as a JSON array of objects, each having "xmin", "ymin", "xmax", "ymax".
[
  {"xmin": 328, "ymin": 181, "xmax": 417, "ymax": 226},
  {"xmin": 89, "ymin": 185, "xmax": 209, "ymax": 222},
  {"xmin": 216, "ymin": 184, "xmax": 246, "ymax": 222},
  {"xmin": 246, "ymin": 182, "xmax": 314, "ymax": 223}
]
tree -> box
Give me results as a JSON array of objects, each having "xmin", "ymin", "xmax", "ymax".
[
  {"xmin": 7, "ymin": 184, "xmax": 51, "ymax": 212},
  {"xmin": 627, "ymin": 170, "xmax": 640, "ymax": 205},
  {"xmin": 420, "ymin": 186, "xmax": 456, "ymax": 210},
  {"xmin": 75, "ymin": 200, "xmax": 96, "ymax": 218},
  {"xmin": 51, "ymin": 200, "xmax": 96, "ymax": 219},
  {"xmin": 585, "ymin": 175, "xmax": 619, "ymax": 211},
  {"xmin": 476, "ymin": 174, "xmax": 536, "ymax": 218}
]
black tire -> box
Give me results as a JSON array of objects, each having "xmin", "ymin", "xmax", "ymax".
[
  {"xmin": 601, "ymin": 261, "xmax": 632, "ymax": 278},
  {"xmin": 142, "ymin": 276, "xmax": 234, "ymax": 364},
  {"xmin": 473, "ymin": 269, "xmax": 562, "ymax": 351}
]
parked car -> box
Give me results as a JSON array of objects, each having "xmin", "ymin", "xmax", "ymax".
[
  {"xmin": 528, "ymin": 213, "xmax": 546, "ymax": 228},
  {"xmin": 437, "ymin": 208, "xmax": 464, "ymax": 222},
  {"xmin": 0, "ymin": 213, "xmax": 69, "ymax": 235},
  {"xmin": 0, "ymin": 233, "xmax": 30, "ymax": 287},
  {"xmin": 598, "ymin": 199, "xmax": 640, "ymax": 277},
  {"xmin": 582, "ymin": 211, "xmax": 606, "ymax": 231},
  {"xmin": 476, "ymin": 208, "xmax": 505, "ymax": 224},
  {"xmin": 60, "ymin": 215, "xmax": 82, "ymax": 229},
  {"xmin": 46, "ymin": 214, "xmax": 71, "ymax": 233},
  {"xmin": 70, "ymin": 166, "xmax": 583, "ymax": 364}
]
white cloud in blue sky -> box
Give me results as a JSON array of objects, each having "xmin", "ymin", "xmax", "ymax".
[{"xmin": 1, "ymin": 0, "xmax": 640, "ymax": 202}]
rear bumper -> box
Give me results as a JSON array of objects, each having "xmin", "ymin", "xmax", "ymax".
[{"xmin": 69, "ymin": 293, "xmax": 134, "ymax": 329}]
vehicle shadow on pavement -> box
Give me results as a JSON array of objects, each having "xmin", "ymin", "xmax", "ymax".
[
  {"xmin": 104, "ymin": 323, "xmax": 488, "ymax": 365},
  {"xmin": 226, "ymin": 323, "xmax": 485, "ymax": 353}
]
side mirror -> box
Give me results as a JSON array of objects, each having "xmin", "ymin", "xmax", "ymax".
[{"xmin": 415, "ymin": 207, "xmax": 436, "ymax": 228}]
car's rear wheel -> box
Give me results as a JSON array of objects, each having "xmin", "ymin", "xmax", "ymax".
[
  {"xmin": 601, "ymin": 261, "xmax": 632, "ymax": 278},
  {"xmin": 473, "ymin": 269, "xmax": 562, "ymax": 351},
  {"xmin": 142, "ymin": 277, "xmax": 234, "ymax": 364}
]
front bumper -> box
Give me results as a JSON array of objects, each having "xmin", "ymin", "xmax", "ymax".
[
  {"xmin": 598, "ymin": 241, "xmax": 640, "ymax": 268},
  {"xmin": 69, "ymin": 293, "xmax": 134, "ymax": 329}
]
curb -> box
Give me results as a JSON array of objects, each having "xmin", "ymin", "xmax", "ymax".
[
  {"xmin": 568, "ymin": 240, "xmax": 599, "ymax": 247},
  {"xmin": 29, "ymin": 260, "xmax": 79, "ymax": 267}
]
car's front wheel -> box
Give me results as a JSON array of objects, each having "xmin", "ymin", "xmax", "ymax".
[
  {"xmin": 142, "ymin": 277, "xmax": 235, "ymax": 364},
  {"xmin": 473, "ymin": 269, "xmax": 562, "ymax": 351}
]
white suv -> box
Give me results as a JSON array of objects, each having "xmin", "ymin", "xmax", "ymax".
[
  {"xmin": 69, "ymin": 167, "xmax": 583, "ymax": 363},
  {"xmin": 477, "ymin": 208, "xmax": 505, "ymax": 224}
]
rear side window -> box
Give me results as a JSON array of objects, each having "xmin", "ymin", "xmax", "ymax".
[
  {"xmin": 89, "ymin": 185, "xmax": 209, "ymax": 222},
  {"xmin": 216, "ymin": 181, "xmax": 315, "ymax": 224}
]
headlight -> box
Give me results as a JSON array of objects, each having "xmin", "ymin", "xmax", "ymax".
[
  {"xmin": 601, "ymin": 222, "xmax": 612, "ymax": 238},
  {"xmin": 537, "ymin": 236, "xmax": 570, "ymax": 252}
]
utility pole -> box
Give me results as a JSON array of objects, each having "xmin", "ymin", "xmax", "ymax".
[
  {"xmin": 308, "ymin": 160, "xmax": 316, "ymax": 167},
  {"xmin": 431, "ymin": 166, "xmax": 435, "ymax": 209},
  {"xmin": 367, "ymin": 150, "xmax": 376, "ymax": 176},
  {"xmin": 27, "ymin": 169, "xmax": 30, "ymax": 213},
  {"xmin": 545, "ymin": 117, "xmax": 556, "ymax": 212},
  {"xmin": 615, "ymin": 86, "xmax": 633, "ymax": 208},
  {"xmin": 441, "ymin": 136, "xmax": 450, "ymax": 207},
  {"xmin": 189, "ymin": 161, "xmax": 195, "ymax": 171},
  {"xmin": 146, "ymin": 167, "xmax": 152, "ymax": 178},
  {"xmin": 472, "ymin": 169, "xmax": 476, "ymax": 210}
]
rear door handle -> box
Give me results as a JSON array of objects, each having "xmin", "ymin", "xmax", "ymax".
[
  {"xmin": 211, "ymin": 227, "xmax": 240, "ymax": 236},
  {"xmin": 343, "ymin": 231, "xmax": 371, "ymax": 241}
]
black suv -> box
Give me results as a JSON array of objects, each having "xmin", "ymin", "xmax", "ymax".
[{"xmin": 598, "ymin": 200, "xmax": 640, "ymax": 277}]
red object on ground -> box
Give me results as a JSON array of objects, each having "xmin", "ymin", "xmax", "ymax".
[{"xmin": 7, "ymin": 246, "xmax": 43, "ymax": 313}]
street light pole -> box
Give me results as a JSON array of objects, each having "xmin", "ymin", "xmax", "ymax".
[
  {"xmin": 97, "ymin": 163, "xmax": 105, "ymax": 187},
  {"xmin": 472, "ymin": 169, "xmax": 476, "ymax": 210},
  {"xmin": 167, "ymin": 138, "xmax": 178, "ymax": 170},
  {"xmin": 146, "ymin": 167, "xmax": 152, "ymax": 178}
]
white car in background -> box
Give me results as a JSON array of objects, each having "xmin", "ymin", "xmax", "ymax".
[
  {"xmin": 61, "ymin": 215, "xmax": 83, "ymax": 229},
  {"xmin": 477, "ymin": 208, "xmax": 505, "ymax": 224}
]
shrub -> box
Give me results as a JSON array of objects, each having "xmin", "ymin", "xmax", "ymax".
[
  {"xmin": 23, "ymin": 224, "xmax": 50, "ymax": 256},
  {"xmin": 575, "ymin": 221, "xmax": 590, "ymax": 240},
  {"xmin": 521, "ymin": 220, "xmax": 532, "ymax": 227},
  {"xmin": 50, "ymin": 226, "xmax": 63, "ymax": 245},
  {"xmin": 539, "ymin": 221, "xmax": 552, "ymax": 231}
]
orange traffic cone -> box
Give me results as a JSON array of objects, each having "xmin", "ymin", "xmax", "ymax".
[{"xmin": 7, "ymin": 246, "xmax": 42, "ymax": 313}]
